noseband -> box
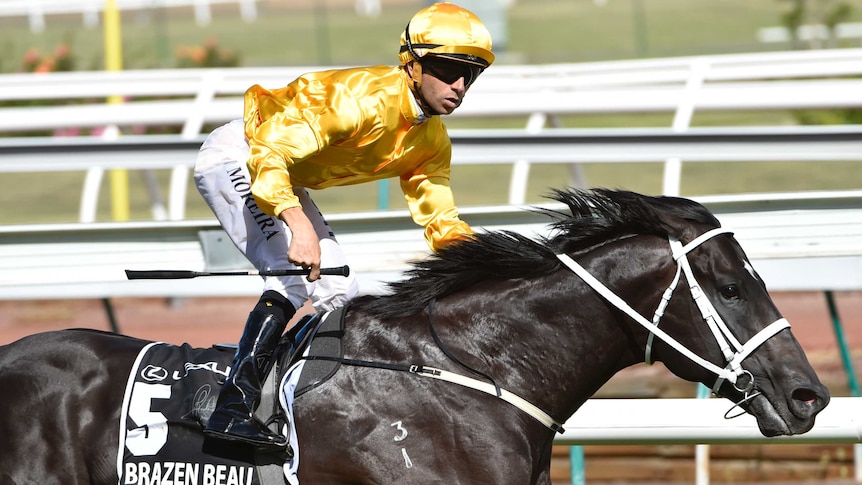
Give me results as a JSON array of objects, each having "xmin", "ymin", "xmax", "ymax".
[{"xmin": 556, "ymin": 227, "xmax": 789, "ymax": 398}]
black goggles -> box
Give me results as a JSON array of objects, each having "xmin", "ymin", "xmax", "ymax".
[{"xmin": 421, "ymin": 58, "xmax": 483, "ymax": 86}]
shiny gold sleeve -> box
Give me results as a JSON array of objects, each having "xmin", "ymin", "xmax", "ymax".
[
  {"xmin": 243, "ymin": 82, "xmax": 361, "ymax": 216},
  {"xmin": 401, "ymin": 142, "xmax": 473, "ymax": 252}
]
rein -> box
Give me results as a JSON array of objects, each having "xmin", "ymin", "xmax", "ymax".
[{"xmin": 556, "ymin": 227, "xmax": 789, "ymax": 398}]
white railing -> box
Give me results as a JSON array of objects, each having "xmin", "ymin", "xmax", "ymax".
[
  {"xmin": 3, "ymin": 48, "xmax": 862, "ymax": 136},
  {"xmin": 3, "ymin": 192, "xmax": 862, "ymax": 300},
  {"xmin": 556, "ymin": 397, "xmax": 862, "ymax": 445},
  {"xmin": 2, "ymin": 48, "xmax": 862, "ymax": 296},
  {"xmin": 2, "ymin": 124, "xmax": 860, "ymax": 222},
  {"xmin": 2, "ymin": 48, "xmax": 860, "ymax": 209}
]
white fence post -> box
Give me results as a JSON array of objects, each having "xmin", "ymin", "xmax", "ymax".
[
  {"xmin": 663, "ymin": 57, "xmax": 709, "ymax": 196},
  {"xmin": 28, "ymin": 0, "xmax": 45, "ymax": 33},
  {"xmin": 193, "ymin": 0, "xmax": 212, "ymax": 26},
  {"xmin": 508, "ymin": 112, "xmax": 552, "ymax": 205},
  {"xmin": 238, "ymin": 0, "xmax": 256, "ymax": 22},
  {"xmin": 82, "ymin": 0, "xmax": 99, "ymax": 28},
  {"xmin": 168, "ymin": 166, "xmax": 189, "ymax": 221},
  {"xmin": 79, "ymin": 167, "xmax": 104, "ymax": 223}
]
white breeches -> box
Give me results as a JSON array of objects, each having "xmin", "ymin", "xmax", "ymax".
[{"xmin": 194, "ymin": 120, "xmax": 359, "ymax": 312}]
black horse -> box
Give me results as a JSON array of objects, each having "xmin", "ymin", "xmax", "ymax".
[{"xmin": 0, "ymin": 189, "xmax": 829, "ymax": 485}]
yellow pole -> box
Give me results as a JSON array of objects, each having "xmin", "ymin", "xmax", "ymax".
[{"xmin": 104, "ymin": 0, "xmax": 129, "ymax": 221}]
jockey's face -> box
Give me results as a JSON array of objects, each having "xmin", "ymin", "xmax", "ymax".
[{"xmin": 408, "ymin": 61, "xmax": 468, "ymax": 115}]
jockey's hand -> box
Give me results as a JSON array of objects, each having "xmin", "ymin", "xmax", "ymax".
[{"xmin": 280, "ymin": 207, "xmax": 321, "ymax": 281}]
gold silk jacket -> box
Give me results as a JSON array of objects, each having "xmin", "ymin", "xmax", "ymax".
[{"xmin": 243, "ymin": 64, "xmax": 471, "ymax": 252}]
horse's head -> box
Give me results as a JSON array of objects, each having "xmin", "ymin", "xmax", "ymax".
[
  {"xmin": 549, "ymin": 189, "xmax": 830, "ymax": 437},
  {"xmin": 657, "ymin": 221, "xmax": 829, "ymax": 436}
]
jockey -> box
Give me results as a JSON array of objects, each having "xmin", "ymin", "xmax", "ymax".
[{"xmin": 194, "ymin": 2, "xmax": 495, "ymax": 450}]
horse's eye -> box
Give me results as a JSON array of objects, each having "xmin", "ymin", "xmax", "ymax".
[{"xmin": 720, "ymin": 284, "xmax": 740, "ymax": 299}]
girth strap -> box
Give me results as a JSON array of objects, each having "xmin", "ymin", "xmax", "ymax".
[{"xmin": 303, "ymin": 355, "xmax": 565, "ymax": 433}]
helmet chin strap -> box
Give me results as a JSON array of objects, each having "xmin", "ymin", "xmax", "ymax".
[
  {"xmin": 403, "ymin": 21, "xmax": 440, "ymax": 117},
  {"xmin": 407, "ymin": 61, "xmax": 440, "ymax": 117}
]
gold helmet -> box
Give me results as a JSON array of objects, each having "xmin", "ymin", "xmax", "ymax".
[{"xmin": 399, "ymin": 2, "xmax": 495, "ymax": 70}]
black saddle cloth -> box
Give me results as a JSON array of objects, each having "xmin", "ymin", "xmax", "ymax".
[{"xmin": 119, "ymin": 341, "xmax": 274, "ymax": 484}]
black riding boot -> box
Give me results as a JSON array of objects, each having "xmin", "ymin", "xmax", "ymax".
[{"xmin": 204, "ymin": 309, "xmax": 289, "ymax": 449}]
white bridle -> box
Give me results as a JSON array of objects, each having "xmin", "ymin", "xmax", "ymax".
[{"xmin": 556, "ymin": 227, "xmax": 790, "ymax": 395}]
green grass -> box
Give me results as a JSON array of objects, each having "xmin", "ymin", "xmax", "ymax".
[{"xmin": 0, "ymin": 0, "xmax": 860, "ymax": 224}]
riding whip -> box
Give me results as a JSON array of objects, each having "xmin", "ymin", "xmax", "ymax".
[{"xmin": 125, "ymin": 266, "xmax": 350, "ymax": 280}]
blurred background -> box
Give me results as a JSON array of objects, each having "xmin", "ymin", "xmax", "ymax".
[
  {"xmin": 2, "ymin": 0, "xmax": 861, "ymax": 72},
  {"xmin": 1, "ymin": 0, "xmax": 861, "ymax": 224}
]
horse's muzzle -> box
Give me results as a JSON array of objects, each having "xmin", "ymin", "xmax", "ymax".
[{"xmin": 745, "ymin": 383, "xmax": 830, "ymax": 437}]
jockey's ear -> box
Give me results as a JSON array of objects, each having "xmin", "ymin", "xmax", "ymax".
[{"xmin": 405, "ymin": 61, "xmax": 421, "ymax": 83}]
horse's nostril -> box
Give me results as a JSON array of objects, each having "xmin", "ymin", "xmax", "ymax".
[{"xmin": 792, "ymin": 388, "xmax": 819, "ymax": 404}]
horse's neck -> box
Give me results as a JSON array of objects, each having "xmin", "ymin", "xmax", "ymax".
[{"xmin": 453, "ymin": 239, "xmax": 674, "ymax": 421}]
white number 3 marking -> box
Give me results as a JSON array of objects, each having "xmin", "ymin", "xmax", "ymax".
[{"xmin": 390, "ymin": 420, "xmax": 408, "ymax": 442}]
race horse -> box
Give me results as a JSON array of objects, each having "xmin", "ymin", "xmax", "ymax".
[{"xmin": 0, "ymin": 189, "xmax": 830, "ymax": 485}]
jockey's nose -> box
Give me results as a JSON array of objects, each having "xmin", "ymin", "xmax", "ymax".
[{"xmin": 451, "ymin": 77, "xmax": 466, "ymax": 94}]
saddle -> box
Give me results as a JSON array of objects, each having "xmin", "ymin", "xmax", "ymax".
[
  {"xmin": 255, "ymin": 306, "xmax": 348, "ymax": 432},
  {"xmin": 118, "ymin": 307, "xmax": 348, "ymax": 485},
  {"xmin": 251, "ymin": 306, "xmax": 348, "ymax": 484}
]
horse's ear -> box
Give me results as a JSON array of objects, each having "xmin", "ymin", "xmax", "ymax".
[
  {"xmin": 651, "ymin": 195, "xmax": 721, "ymax": 244},
  {"xmin": 666, "ymin": 218, "xmax": 722, "ymax": 247},
  {"xmin": 675, "ymin": 221, "xmax": 707, "ymax": 246}
]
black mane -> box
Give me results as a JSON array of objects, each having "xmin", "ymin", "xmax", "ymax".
[{"xmin": 351, "ymin": 188, "xmax": 720, "ymax": 319}]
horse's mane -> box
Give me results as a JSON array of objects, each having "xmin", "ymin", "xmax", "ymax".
[{"xmin": 351, "ymin": 188, "xmax": 720, "ymax": 319}]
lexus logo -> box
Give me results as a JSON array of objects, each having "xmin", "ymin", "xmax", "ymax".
[{"xmin": 141, "ymin": 365, "xmax": 168, "ymax": 382}]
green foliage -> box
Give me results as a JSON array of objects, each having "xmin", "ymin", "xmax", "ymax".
[
  {"xmin": 793, "ymin": 109, "xmax": 862, "ymax": 125},
  {"xmin": 175, "ymin": 36, "xmax": 240, "ymax": 68},
  {"xmin": 19, "ymin": 43, "xmax": 75, "ymax": 73},
  {"xmin": 777, "ymin": 0, "xmax": 856, "ymax": 48}
]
